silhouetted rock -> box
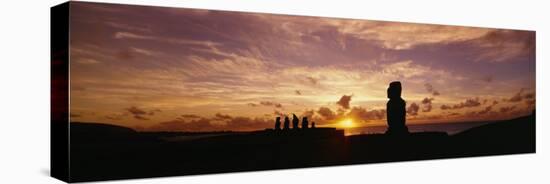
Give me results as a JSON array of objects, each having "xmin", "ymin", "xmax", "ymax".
[
  {"xmin": 292, "ymin": 114, "xmax": 299, "ymax": 130},
  {"xmin": 302, "ymin": 117, "xmax": 309, "ymax": 129},
  {"xmin": 275, "ymin": 117, "xmax": 281, "ymax": 130},
  {"xmin": 283, "ymin": 116, "xmax": 290, "ymax": 130},
  {"xmin": 311, "ymin": 122, "xmax": 316, "ymax": 129},
  {"xmin": 385, "ymin": 81, "xmax": 409, "ymax": 135}
]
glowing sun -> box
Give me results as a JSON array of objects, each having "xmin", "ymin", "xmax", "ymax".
[{"xmin": 340, "ymin": 118, "xmax": 355, "ymax": 128}]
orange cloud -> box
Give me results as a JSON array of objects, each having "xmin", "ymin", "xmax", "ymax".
[{"xmin": 336, "ymin": 95, "xmax": 353, "ymax": 109}]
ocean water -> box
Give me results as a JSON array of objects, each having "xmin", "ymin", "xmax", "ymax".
[{"xmin": 342, "ymin": 121, "xmax": 495, "ymax": 136}]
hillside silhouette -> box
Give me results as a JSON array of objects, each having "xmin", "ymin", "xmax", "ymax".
[
  {"xmin": 67, "ymin": 81, "xmax": 535, "ymax": 182},
  {"xmin": 68, "ymin": 112, "xmax": 535, "ymax": 182}
]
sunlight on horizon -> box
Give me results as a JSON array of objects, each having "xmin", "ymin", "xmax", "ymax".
[{"xmin": 340, "ymin": 118, "xmax": 355, "ymax": 128}]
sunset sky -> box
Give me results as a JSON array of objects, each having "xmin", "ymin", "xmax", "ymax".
[{"xmin": 68, "ymin": 2, "xmax": 535, "ymax": 132}]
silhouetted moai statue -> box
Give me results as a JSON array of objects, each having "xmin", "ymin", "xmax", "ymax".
[
  {"xmin": 292, "ymin": 114, "xmax": 299, "ymax": 130},
  {"xmin": 385, "ymin": 81, "xmax": 409, "ymax": 135},
  {"xmin": 275, "ymin": 117, "xmax": 281, "ymax": 130},
  {"xmin": 283, "ymin": 116, "xmax": 290, "ymax": 130},
  {"xmin": 302, "ymin": 117, "xmax": 309, "ymax": 129},
  {"xmin": 311, "ymin": 122, "xmax": 316, "ymax": 129}
]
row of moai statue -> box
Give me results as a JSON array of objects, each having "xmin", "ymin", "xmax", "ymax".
[{"xmin": 274, "ymin": 114, "xmax": 316, "ymax": 130}]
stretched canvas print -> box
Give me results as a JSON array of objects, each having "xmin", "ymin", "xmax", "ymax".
[{"xmin": 51, "ymin": 1, "xmax": 536, "ymax": 182}]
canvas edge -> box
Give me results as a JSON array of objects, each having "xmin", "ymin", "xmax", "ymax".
[{"xmin": 51, "ymin": 1, "xmax": 71, "ymax": 183}]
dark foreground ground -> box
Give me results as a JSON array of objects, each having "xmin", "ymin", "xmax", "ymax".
[{"xmin": 67, "ymin": 114, "xmax": 535, "ymax": 182}]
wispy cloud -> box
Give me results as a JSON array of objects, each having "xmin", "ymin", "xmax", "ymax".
[
  {"xmin": 114, "ymin": 31, "xmax": 222, "ymax": 47},
  {"xmin": 68, "ymin": 2, "xmax": 535, "ymax": 131}
]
